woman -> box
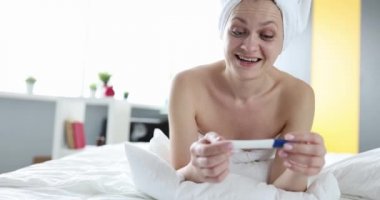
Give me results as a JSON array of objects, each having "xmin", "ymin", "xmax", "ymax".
[{"xmin": 169, "ymin": 0, "xmax": 325, "ymax": 192}]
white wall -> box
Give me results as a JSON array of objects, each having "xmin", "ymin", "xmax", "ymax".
[{"xmin": 0, "ymin": 0, "xmax": 310, "ymax": 106}]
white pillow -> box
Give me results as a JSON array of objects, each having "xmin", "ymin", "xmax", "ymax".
[
  {"xmin": 148, "ymin": 129, "xmax": 171, "ymax": 163},
  {"xmin": 124, "ymin": 142, "xmax": 180, "ymax": 200},
  {"xmin": 322, "ymin": 148, "xmax": 380, "ymax": 199}
]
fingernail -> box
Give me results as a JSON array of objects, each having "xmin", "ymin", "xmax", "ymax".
[
  {"xmin": 285, "ymin": 134, "xmax": 295, "ymax": 140},
  {"xmin": 284, "ymin": 144, "xmax": 293, "ymax": 150}
]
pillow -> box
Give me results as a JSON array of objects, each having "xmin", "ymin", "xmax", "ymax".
[
  {"xmin": 148, "ymin": 129, "xmax": 171, "ymax": 163},
  {"xmin": 124, "ymin": 141, "xmax": 180, "ymax": 200},
  {"xmin": 322, "ymin": 148, "xmax": 380, "ymax": 199}
]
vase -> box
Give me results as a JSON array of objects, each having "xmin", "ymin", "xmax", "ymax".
[
  {"xmin": 104, "ymin": 86, "xmax": 115, "ymax": 98},
  {"xmin": 90, "ymin": 90, "xmax": 96, "ymax": 98},
  {"xmin": 26, "ymin": 83, "xmax": 34, "ymax": 95}
]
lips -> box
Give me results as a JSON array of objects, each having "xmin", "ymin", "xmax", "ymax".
[{"xmin": 236, "ymin": 55, "xmax": 262, "ymax": 63}]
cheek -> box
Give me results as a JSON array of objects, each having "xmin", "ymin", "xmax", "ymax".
[
  {"xmin": 223, "ymin": 37, "xmax": 240, "ymax": 53},
  {"xmin": 264, "ymin": 41, "xmax": 282, "ymax": 58},
  {"xmin": 262, "ymin": 46, "xmax": 281, "ymax": 62}
]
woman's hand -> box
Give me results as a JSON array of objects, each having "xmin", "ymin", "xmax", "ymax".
[
  {"xmin": 277, "ymin": 132, "xmax": 326, "ymax": 176},
  {"xmin": 184, "ymin": 132, "xmax": 233, "ymax": 183}
]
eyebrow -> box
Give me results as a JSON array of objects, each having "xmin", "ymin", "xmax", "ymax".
[{"xmin": 231, "ymin": 17, "xmax": 277, "ymax": 27}]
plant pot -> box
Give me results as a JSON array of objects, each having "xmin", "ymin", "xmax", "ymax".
[
  {"xmin": 90, "ymin": 89, "xmax": 96, "ymax": 98},
  {"xmin": 104, "ymin": 86, "xmax": 115, "ymax": 98},
  {"xmin": 26, "ymin": 83, "xmax": 34, "ymax": 95}
]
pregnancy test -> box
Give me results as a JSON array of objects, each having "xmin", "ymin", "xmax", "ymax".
[{"xmin": 231, "ymin": 139, "xmax": 288, "ymax": 149}]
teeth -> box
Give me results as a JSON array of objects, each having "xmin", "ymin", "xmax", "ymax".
[{"xmin": 238, "ymin": 55, "xmax": 259, "ymax": 62}]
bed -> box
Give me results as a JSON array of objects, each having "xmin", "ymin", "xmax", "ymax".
[{"xmin": 0, "ymin": 134, "xmax": 379, "ymax": 200}]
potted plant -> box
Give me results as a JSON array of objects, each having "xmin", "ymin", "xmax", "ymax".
[
  {"xmin": 123, "ymin": 91, "xmax": 129, "ymax": 100},
  {"xmin": 98, "ymin": 72, "xmax": 115, "ymax": 97},
  {"xmin": 98, "ymin": 72, "xmax": 112, "ymax": 87},
  {"xmin": 25, "ymin": 76, "xmax": 36, "ymax": 95},
  {"xmin": 89, "ymin": 83, "xmax": 97, "ymax": 98}
]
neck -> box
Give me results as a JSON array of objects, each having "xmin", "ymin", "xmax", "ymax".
[{"xmin": 223, "ymin": 66, "xmax": 275, "ymax": 103}]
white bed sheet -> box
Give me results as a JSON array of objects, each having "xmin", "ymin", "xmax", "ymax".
[
  {"xmin": 0, "ymin": 143, "xmax": 153, "ymax": 200},
  {"xmin": 0, "ymin": 143, "xmax": 360, "ymax": 200}
]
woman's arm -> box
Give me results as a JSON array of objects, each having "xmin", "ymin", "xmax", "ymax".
[
  {"xmin": 169, "ymin": 71, "xmax": 232, "ymax": 183},
  {"xmin": 268, "ymin": 84, "xmax": 326, "ymax": 191}
]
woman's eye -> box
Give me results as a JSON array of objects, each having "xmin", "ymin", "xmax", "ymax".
[
  {"xmin": 231, "ymin": 29, "xmax": 245, "ymax": 37},
  {"xmin": 260, "ymin": 34, "xmax": 274, "ymax": 41}
]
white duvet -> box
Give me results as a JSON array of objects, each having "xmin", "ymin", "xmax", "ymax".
[
  {"xmin": 125, "ymin": 130, "xmax": 341, "ymax": 200},
  {"xmin": 0, "ymin": 144, "xmax": 152, "ymax": 200},
  {"xmin": 0, "ymin": 130, "xmax": 378, "ymax": 200}
]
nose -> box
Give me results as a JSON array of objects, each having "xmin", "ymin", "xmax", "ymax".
[{"xmin": 240, "ymin": 34, "xmax": 259, "ymax": 52}]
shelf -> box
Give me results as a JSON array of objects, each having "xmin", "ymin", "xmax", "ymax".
[{"xmin": 52, "ymin": 99, "xmax": 131, "ymax": 159}]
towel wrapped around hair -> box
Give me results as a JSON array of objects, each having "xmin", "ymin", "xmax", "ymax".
[{"xmin": 218, "ymin": 0, "xmax": 312, "ymax": 51}]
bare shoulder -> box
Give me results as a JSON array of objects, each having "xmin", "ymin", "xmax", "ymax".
[
  {"xmin": 172, "ymin": 61, "xmax": 223, "ymax": 91},
  {"xmin": 274, "ymin": 69, "xmax": 315, "ymax": 131},
  {"xmin": 275, "ymin": 69, "xmax": 314, "ymax": 105}
]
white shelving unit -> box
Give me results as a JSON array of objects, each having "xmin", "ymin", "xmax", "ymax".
[
  {"xmin": 106, "ymin": 101, "xmax": 131, "ymax": 144},
  {"xmin": 52, "ymin": 99, "xmax": 131, "ymax": 159},
  {"xmin": 52, "ymin": 99, "xmax": 86, "ymax": 159}
]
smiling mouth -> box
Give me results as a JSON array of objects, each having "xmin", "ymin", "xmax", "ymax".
[{"xmin": 236, "ymin": 55, "xmax": 262, "ymax": 63}]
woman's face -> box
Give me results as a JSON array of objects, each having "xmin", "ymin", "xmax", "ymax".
[{"xmin": 223, "ymin": 0, "xmax": 283, "ymax": 80}]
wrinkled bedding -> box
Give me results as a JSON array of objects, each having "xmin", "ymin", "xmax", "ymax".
[
  {"xmin": 0, "ymin": 144, "xmax": 152, "ymax": 200},
  {"xmin": 0, "ymin": 139, "xmax": 374, "ymax": 200},
  {"xmin": 125, "ymin": 131, "xmax": 341, "ymax": 200}
]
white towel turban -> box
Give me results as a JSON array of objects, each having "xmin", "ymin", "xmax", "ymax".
[{"xmin": 218, "ymin": 0, "xmax": 312, "ymax": 51}]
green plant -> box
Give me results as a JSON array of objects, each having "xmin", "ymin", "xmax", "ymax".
[
  {"xmin": 25, "ymin": 76, "xmax": 36, "ymax": 84},
  {"xmin": 98, "ymin": 72, "xmax": 112, "ymax": 86},
  {"xmin": 123, "ymin": 91, "xmax": 129, "ymax": 99},
  {"xmin": 89, "ymin": 83, "xmax": 97, "ymax": 91}
]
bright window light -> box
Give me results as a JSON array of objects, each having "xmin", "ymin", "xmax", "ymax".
[{"xmin": 0, "ymin": 0, "xmax": 223, "ymax": 106}]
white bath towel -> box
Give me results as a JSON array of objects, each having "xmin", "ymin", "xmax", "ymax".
[{"xmin": 218, "ymin": 0, "xmax": 312, "ymax": 51}]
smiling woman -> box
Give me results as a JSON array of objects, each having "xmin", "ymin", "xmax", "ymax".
[{"xmin": 169, "ymin": 0, "xmax": 323, "ymax": 193}]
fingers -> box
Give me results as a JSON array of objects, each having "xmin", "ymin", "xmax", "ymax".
[
  {"xmin": 279, "ymin": 150, "xmax": 325, "ymax": 168},
  {"xmin": 286, "ymin": 160, "xmax": 323, "ymax": 176},
  {"xmin": 284, "ymin": 132, "xmax": 324, "ymax": 145},
  {"xmin": 200, "ymin": 160, "xmax": 230, "ymax": 180},
  {"xmin": 282, "ymin": 132, "xmax": 326, "ymax": 159},
  {"xmin": 204, "ymin": 165, "xmax": 230, "ymax": 183},
  {"xmin": 203, "ymin": 132, "xmax": 224, "ymax": 143},
  {"xmin": 189, "ymin": 132, "xmax": 232, "ymax": 183},
  {"xmin": 191, "ymin": 133, "xmax": 232, "ymax": 157},
  {"xmin": 194, "ymin": 152, "xmax": 231, "ymax": 168},
  {"xmin": 279, "ymin": 132, "xmax": 326, "ymax": 176},
  {"xmin": 279, "ymin": 150, "xmax": 324, "ymax": 176},
  {"xmin": 283, "ymin": 143, "xmax": 326, "ymax": 157}
]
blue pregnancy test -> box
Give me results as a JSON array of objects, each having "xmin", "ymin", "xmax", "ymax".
[{"xmin": 231, "ymin": 139, "xmax": 288, "ymax": 149}]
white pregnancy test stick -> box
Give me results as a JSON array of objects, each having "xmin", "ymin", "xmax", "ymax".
[{"xmin": 231, "ymin": 139, "xmax": 288, "ymax": 149}]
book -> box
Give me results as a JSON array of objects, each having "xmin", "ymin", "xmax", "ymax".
[
  {"xmin": 64, "ymin": 120, "xmax": 75, "ymax": 149},
  {"xmin": 72, "ymin": 121, "xmax": 86, "ymax": 149}
]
